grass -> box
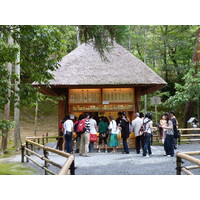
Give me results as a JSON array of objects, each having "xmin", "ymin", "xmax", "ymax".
[{"xmin": 0, "ymin": 162, "xmax": 39, "ymax": 175}]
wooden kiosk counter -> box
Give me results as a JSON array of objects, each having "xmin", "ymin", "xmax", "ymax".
[{"xmin": 34, "ymin": 42, "xmax": 166, "ymax": 148}]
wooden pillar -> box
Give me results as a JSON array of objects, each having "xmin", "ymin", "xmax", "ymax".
[
  {"xmin": 64, "ymin": 89, "xmax": 69, "ymax": 114},
  {"xmin": 134, "ymin": 87, "xmax": 141, "ymax": 113}
]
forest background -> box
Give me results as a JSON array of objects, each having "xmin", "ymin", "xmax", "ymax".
[{"xmin": 0, "ymin": 25, "xmax": 200, "ymax": 154}]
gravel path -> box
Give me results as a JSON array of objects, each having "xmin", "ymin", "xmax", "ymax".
[{"xmin": 7, "ymin": 143, "xmax": 200, "ymax": 175}]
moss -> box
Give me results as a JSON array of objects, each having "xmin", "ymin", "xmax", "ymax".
[{"xmin": 0, "ymin": 162, "xmax": 39, "ymax": 175}]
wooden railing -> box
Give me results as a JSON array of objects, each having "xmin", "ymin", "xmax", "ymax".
[
  {"xmin": 178, "ymin": 128, "xmax": 200, "ymax": 143},
  {"xmin": 21, "ymin": 135, "xmax": 75, "ymax": 175},
  {"xmin": 176, "ymin": 151, "xmax": 200, "ymax": 175},
  {"xmin": 151, "ymin": 128, "xmax": 200, "ymax": 144}
]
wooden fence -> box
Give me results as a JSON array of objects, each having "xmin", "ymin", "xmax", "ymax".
[
  {"xmin": 21, "ymin": 135, "xmax": 75, "ymax": 175},
  {"xmin": 176, "ymin": 151, "xmax": 200, "ymax": 175}
]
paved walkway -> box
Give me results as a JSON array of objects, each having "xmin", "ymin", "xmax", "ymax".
[{"xmin": 7, "ymin": 143, "xmax": 200, "ymax": 175}]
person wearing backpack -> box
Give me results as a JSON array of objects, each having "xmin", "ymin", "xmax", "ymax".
[
  {"xmin": 73, "ymin": 114, "xmax": 84, "ymax": 153},
  {"xmin": 62, "ymin": 115, "xmax": 74, "ymax": 153},
  {"xmin": 161, "ymin": 113, "xmax": 175, "ymax": 157},
  {"xmin": 169, "ymin": 111, "xmax": 179, "ymax": 149},
  {"xmin": 142, "ymin": 112, "xmax": 153, "ymax": 157},
  {"xmin": 132, "ymin": 112, "xmax": 144, "ymax": 154},
  {"xmin": 79, "ymin": 113, "xmax": 91, "ymax": 157}
]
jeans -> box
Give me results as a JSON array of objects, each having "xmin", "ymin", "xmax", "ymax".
[
  {"xmin": 89, "ymin": 142, "xmax": 94, "ymax": 153},
  {"xmin": 135, "ymin": 135, "xmax": 144, "ymax": 154},
  {"xmin": 65, "ymin": 132, "xmax": 72, "ymax": 153},
  {"xmin": 122, "ymin": 138, "xmax": 129, "ymax": 153},
  {"xmin": 164, "ymin": 134, "xmax": 174, "ymax": 156},
  {"xmin": 143, "ymin": 133, "xmax": 152, "ymax": 156}
]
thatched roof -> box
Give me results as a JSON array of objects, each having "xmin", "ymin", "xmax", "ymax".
[{"xmin": 35, "ymin": 42, "xmax": 166, "ymax": 96}]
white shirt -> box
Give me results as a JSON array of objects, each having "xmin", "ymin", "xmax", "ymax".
[
  {"xmin": 89, "ymin": 118, "xmax": 97, "ymax": 134},
  {"xmin": 63, "ymin": 119, "xmax": 73, "ymax": 133},
  {"xmin": 144, "ymin": 118, "xmax": 153, "ymax": 134},
  {"xmin": 132, "ymin": 117, "xmax": 143, "ymax": 137},
  {"xmin": 108, "ymin": 120, "xmax": 117, "ymax": 134}
]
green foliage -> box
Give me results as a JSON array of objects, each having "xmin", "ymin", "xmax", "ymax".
[
  {"xmin": 165, "ymin": 68, "xmax": 200, "ymax": 108},
  {"xmin": 0, "ymin": 119, "xmax": 15, "ymax": 135},
  {"xmin": 78, "ymin": 25, "xmax": 129, "ymax": 61}
]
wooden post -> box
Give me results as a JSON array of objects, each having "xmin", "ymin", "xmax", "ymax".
[
  {"xmin": 176, "ymin": 154, "xmax": 182, "ymax": 175},
  {"xmin": 42, "ymin": 134, "xmax": 45, "ymax": 145},
  {"xmin": 46, "ymin": 132, "xmax": 48, "ymax": 143},
  {"xmin": 44, "ymin": 149, "xmax": 49, "ymax": 175},
  {"xmin": 70, "ymin": 160, "xmax": 75, "ymax": 175},
  {"xmin": 21, "ymin": 145, "xmax": 25, "ymax": 163},
  {"xmin": 38, "ymin": 138, "xmax": 40, "ymax": 150},
  {"xmin": 25, "ymin": 141, "xmax": 29, "ymax": 163}
]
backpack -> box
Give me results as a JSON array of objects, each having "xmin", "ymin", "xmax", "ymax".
[
  {"xmin": 74, "ymin": 121, "xmax": 79, "ymax": 133},
  {"xmin": 139, "ymin": 119, "xmax": 151, "ymax": 136},
  {"xmin": 77, "ymin": 119, "xmax": 86, "ymax": 133}
]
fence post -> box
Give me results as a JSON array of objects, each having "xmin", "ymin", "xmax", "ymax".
[
  {"xmin": 70, "ymin": 160, "xmax": 75, "ymax": 175},
  {"xmin": 42, "ymin": 134, "xmax": 45, "ymax": 145},
  {"xmin": 46, "ymin": 132, "xmax": 48, "ymax": 143},
  {"xmin": 21, "ymin": 145, "xmax": 25, "ymax": 163},
  {"xmin": 44, "ymin": 149, "xmax": 49, "ymax": 175},
  {"xmin": 26, "ymin": 141, "xmax": 29, "ymax": 163},
  {"xmin": 176, "ymin": 154, "xmax": 182, "ymax": 175}
]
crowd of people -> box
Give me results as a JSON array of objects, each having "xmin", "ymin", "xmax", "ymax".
[{"xmin": 56, "ymin": 111, "xmax": 179, "ymax": 158}]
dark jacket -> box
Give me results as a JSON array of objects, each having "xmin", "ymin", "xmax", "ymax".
[{"xmin": 120, "ymin": 118, "xmax": 130, "ymax": 139}]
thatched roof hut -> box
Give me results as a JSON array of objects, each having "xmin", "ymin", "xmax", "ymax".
[{"xmin": 35, "ymin": 42, "xmax": 166, "ymax": 96}]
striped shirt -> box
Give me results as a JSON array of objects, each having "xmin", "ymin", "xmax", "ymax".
[{"xmin": 84, "ymin": 119, "xmax": 90, "ymax": 133}]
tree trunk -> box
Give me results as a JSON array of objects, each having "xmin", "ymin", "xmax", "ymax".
[
  {"xmin": 183, "ymin": 101, "xmax": 194, "ymax": 128},
  {"xmin": 76, "ymin": 26, "xmax": 81, "ymax": 46},
  {"xmin": 0, "ymin": 131, "xmax": 8, "ymax": 154},
  {"xmin": 14, "ymin": 46, "xmax": 21, "ymax": 150},
  {"xmin": 1, "ymin": 36, "xmax": 13, "ymax": 153},
  {"xmin": 34, "ymin": 94, "xmax": 38, "ymax": 136}
]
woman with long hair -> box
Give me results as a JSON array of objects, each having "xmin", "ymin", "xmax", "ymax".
[
  {"xmin": 161, "ymin": 113, "xmax": 174, "ymax": 157},
  {"xmin": 108, "ymin": 116, "xmax": 118, "ymax": 153},
  {"xmin": 142, "ymin": 112, "xmax": 153, "ymax": 157}
]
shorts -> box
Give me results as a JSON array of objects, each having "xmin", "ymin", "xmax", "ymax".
[{"xmin": 99, "ymin": 136, "xmax": 108, "ymax": 145}]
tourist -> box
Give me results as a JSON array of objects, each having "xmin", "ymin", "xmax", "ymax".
[
  {"xmin": 161, "ymin": 113, "xmax": 174, "ymax": 157},
  {"xmin": 142, "ymin": 112, "xmax": 153, "ymax": 157},
  {"xmin": 120, "ymin": 112, "xmax": 130, "ymax": 154},
  {"xmin": 62, "ymin": 115, "xmax": 74, "ymax": 153},
  {"xmin": 169, "ymin": 111, "xmax": 179, "ymax": 149},
  {"xmin": 132, "ymin": 112, "xmax": 143, "ymax": 154},
  {"xmin": 159, "ymin": 114, "xmax": 167, "ymax": 144},
  {"xmin": 89, "ymin": 114, "xmax": 98, "ymax": 153},
  {"xmin": 98, "ymin": 116, "xmax": 108, "ymax": 153},
  {"xmin": 116, "ymin": 112, "xmax": 122, "ymax": 126},
  {"xmin": 56, "ymin": 117, "xmax": 66, "ymax": 150},
  {"xmin": 73, "ymin": 114, "xmax": 84, "ymax": 153},
  {"xmin": 79, "ymin": 113, "xmax": 91, "ymax": 157},
  {"xmin": 108, "ymin": 116, "xmax": 118, "ymax": 153}
]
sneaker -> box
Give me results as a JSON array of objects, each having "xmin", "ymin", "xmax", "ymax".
[
  {"xmin": 167, "ymin": 155, "xmax": 171, "ymax": 157},
  {"xmin": 98, "ymin": 150, "xmax": 101, "ymax": 153},
  {"xmin": 105, "ymin": 150, "xmax": 107, "ymax": 153},
  {"xmin": 84, "ymin": 154, "xmax": 91, "ymax": 157},
  {"xmin": 146, "ymin": 155, "xmax": 149, "ymax": 158}
]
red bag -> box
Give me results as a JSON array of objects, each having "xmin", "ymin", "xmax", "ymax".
[
  {"xmin": 90, "ymin": 134, "xmax": 97, "ymax": 142},
  {"xmin": 78, "ymin": 119, "xmax": 86, "ymax": 133}
]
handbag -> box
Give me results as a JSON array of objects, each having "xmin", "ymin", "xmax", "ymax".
[{"xmin": 90, "ymin": 133, "xmax": 97, "ymax": 142}]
